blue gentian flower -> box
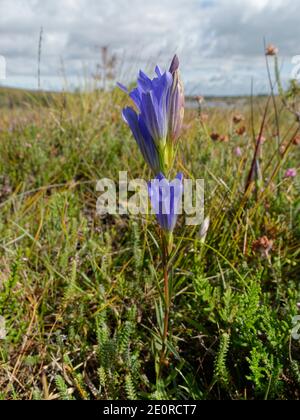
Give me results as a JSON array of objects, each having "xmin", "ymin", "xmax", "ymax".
[
  {"xmin": 148, "ymin": 172, "xmax": 183, "ymax": 232},
  {"xmin": 122, "ymin": 107, "xmax": 161, "ymax": 175},
  {"xmin": 118, "ymin": 56, "xmax": 184, "ymax": 175}
]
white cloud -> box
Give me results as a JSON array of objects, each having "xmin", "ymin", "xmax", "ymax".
[{"xmin": 0, "ymin": 0, "xmax": 299, "ymax": 94}]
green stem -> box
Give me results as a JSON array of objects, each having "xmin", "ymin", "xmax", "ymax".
[{"xmin": 159, "ymin": 231, "xmax": 170, "ymax": 375}]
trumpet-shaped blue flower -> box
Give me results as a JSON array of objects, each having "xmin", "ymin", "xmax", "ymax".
[
  {"xmin": 118, "ymin": 56, "xmax": 184, "ymax": 175},
  {"xmin": 122, "ymin": 107, "xmax": 161, "ymax": 175},
  {"xmin": 148, "ymin": 173, "xmax": 183, "ymax": 232}
]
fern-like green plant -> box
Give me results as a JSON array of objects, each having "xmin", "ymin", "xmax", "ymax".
[
  {"xmin": 213, "ymin": 332, "xmax": 231, "ymax": 388},
  {"xmin": 55, "ymin": 375, "xmax": 75, "ymax": 400},
  {"xmin": 291, "ymin": 360, "xmax": 300, "ymax": 387},
  {"xmin": 125, "ymin": 373, "xmax": 137, "ymax": 400},
  {"xmin": 95, "ymin": 307, "xmax": 141, "ymax": 399},
  {"xmin": 246, "ymin": 345, "xmax": 283, "ymax": 398}
]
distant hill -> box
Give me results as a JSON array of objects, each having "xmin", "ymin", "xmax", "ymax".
[
  {"xmin": 0, "ymin": 85, "xmax": 269, "ymax": 110},
  {"xmin": 0, "ymin": 85, "xmax": 59, "ymax": 108}
]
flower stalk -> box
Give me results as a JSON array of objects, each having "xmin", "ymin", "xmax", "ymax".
[
  {"xmin": 159, "ymin": 230, "xmax": 171, "ymax": 373},
  {"xmin": 118, "ymin": 55, "xmax": 185, "ymax": 377}
]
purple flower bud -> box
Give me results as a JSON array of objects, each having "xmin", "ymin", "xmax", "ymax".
[
  {"xmin": 284, "ymin": 168, "xmax": 297, "ymax": 178},
  {"xmin": 167, "ymin": 55, "xmax": 185, "ymax": 143},
  {"xmin": 234, "ymin": 147, "xmax": 242, "ymax": 157},
  {"xmin": 169, "ymin": 55, "xmax": 179, "ymax": 74},
  {"xmin": 148, "ymin": 173, "xmax": 183, "ymax": 232}
]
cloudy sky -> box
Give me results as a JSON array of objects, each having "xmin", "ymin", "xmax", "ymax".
[{"xmin": 0, "ymin": 0, "xmax": 299, "ymax": 95}]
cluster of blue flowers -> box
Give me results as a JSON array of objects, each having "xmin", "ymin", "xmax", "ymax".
[{"xmin": 118, "ymin": 55, "xmax": 185, "ymax": 233}]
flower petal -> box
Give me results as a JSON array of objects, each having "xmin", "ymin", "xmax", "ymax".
[
  {"xmin": 116, "ymin": 82, "xmax": 128, "ymax": 93},
  {"xmin": 140, "ymin": 91, "xmax": 166, "ymax": 144},
  {"xmin": 122, "ymin": 107, "xmax": 160, "ymax": 174},
  {"xmin": 129, "ymin": 87, "xmax": 142, "ymax": 110},
  {"xmin": 148, "ymin": 173, "xmax": 183, "ymax": 231},
  {"xmin": 155, "ymin": 65, "xmax": 163, "ymax": 77},
  {"xmin": 138, "ymin": 70, "xmax": 153, "ymax": 92}
]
